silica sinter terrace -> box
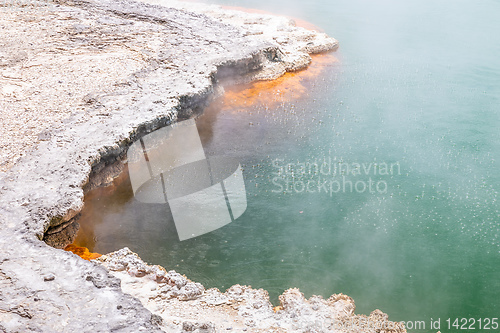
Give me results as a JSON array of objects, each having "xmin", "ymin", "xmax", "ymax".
[{"xmin": 75, "ymin": 0, "xmax": 500, "ymax": 330}]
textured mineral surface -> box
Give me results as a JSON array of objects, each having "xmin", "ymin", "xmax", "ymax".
[
  {"xmin": 97, "ymin": 248, "xmax": 406, "ymax": 332},
  {"xmin": 0, "ymin": 0, "xmax": 405, "ymax": 331}
]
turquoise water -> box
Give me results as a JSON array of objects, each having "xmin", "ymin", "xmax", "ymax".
[{"xmin": 80, "ymin": 0, "xmax": 499, "ymax": 330}]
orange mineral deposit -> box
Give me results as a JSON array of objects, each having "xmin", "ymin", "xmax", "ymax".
[{"xmin": 64, "ymin": 244, "xmax": 102, "ymax": 261}]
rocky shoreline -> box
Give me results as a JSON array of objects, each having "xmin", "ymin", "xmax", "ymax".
[{"xmin": 0, "ymin": 0, "xmax": 405, "ymax": 331}]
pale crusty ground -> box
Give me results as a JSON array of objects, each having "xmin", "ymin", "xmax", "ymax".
[
  {"xmin": 0, "ymin": 0, "xmax": 337, "ymax": 175},
  {"xmin": 0, "ymin": 8, "xmax": 147, "ymax": 173}
]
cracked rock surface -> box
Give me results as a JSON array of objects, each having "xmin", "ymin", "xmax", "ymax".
[
  {"xmin": 0, "ymin": 0, "xmax": 401, "ymax": 332},
  {"xmin": 0, "ymin": 240, "xmax": 162, "ymax": 332}
]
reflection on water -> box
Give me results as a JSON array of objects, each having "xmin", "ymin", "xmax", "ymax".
[
  {"xmin": 220, "ymin": 54, "xmax": 338, "ymax": 110},
  {"xmin": 72, "ymin": 166, "xmax": 136, "ymax": 251}
]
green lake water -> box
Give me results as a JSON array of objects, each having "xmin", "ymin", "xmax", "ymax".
[{"xmin": 79, "ymin": 0, "xmax": 500, "ymax": 330}]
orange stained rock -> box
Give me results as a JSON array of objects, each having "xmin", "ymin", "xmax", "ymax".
[
  {"xmin": 64, "ymin": 244, "xmax": 102, "ymax": 261},
  {"xmin": 177, "ymin": 2, "xmax": 338, "ymax": 110},
  {"xmin": 221, "ymin": 53, "xmax": 338, "ymax": 111},
  {"xmin": 216, "ymin": 5, "xmax": 338, "ymax": 109}
]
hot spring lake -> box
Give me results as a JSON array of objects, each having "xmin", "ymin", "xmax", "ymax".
[{"xmin": 74, "ymin": 0, "xmax": 500, "ymax": 329}]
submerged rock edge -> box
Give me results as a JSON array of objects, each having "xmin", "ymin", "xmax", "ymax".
[{"xmin": 99, "ymin": 247, "xmax": 407, "ymax": 332}]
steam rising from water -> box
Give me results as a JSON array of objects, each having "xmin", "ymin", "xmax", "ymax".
[{"xmin": 74, "ymin": 0, "xmax": 499, "ymax": 328}]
